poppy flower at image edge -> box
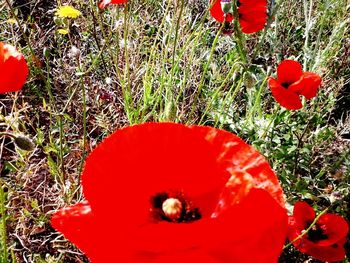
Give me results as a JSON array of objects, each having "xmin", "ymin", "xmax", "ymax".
[
  {"xmin": 98, "ymin": 0, "xmax": 127, "ymax": 9},
  {"xmin": 288, "ymin": 201, "xmax": 349, "ymax": 262},
  {"xmin": 209, "ymin": 0, "xmax": 268, "ymax": 34},
  {"xmin": 268, "ymin": 60, "xmax": 322, "ymax": 110},
  {"xmin": 51, "ymin": 122, "xmax": 288, "ymax": 263},
  {"xmin": 0, "ymin": 42, "xmax": 29, "ymax": 93}
]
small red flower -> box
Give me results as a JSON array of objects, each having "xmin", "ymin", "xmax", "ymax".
[
  {"xmin": 288, "ymin": 201, "xmax": 349, "ymax": 262},
  {"xmin": 268, "ymin": 60, "xmax": 322, "ymax": 110},
  {"xmin": 99, "ymin": 0, "xmax": 127, "ymax": 9},
  {"xmin": 209, "ymin": 0, "xmax": 267, "ymax": 34},
  {"xmin": 51, "ymin": 123, "xmax": 288, "ymax": 263},
  {"xmin": 0, "ymin": 42, "xmax": 29, "ymax": 93}
]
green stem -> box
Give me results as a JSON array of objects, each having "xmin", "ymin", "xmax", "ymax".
[
  {"xmin": 58, "ymin": 115, "xmax": 65, "ymax": 185},
  {"xmin": 164, "ymin": 0, "xmax": 185, "ymax": 121},
  {"xmin": 283, "ymin": 207, "xmax": 329, "ymax": 250},
  {"xmin": 252, "ymin": 0, "xmax": 285, "ymax": 60},
  {"xmin": 215, "ymin": 70, "xmax": 246, "ymax": 127},
  {"xmin": 123, "ymin": 2, "xmax": 134, "ymax": 123},
  {"xmin": 0, "ymin": 133, "xmax": 16, "ymax": 139},
  {"xmin": 77, "ymin": 74, "xmax": 87, "ymax": 179},
  {"xmin": 261, "ymin": 106, "xmax": 280, "ymax": 140},
  {"xmin": 198, "ymin": 60, "xmax": 243, "ymax": 125},
  {"xmin": 232, "ymin": 1, "xmax": 248, "ymax": 64},
  {"xmin": 0, "ymin": 182, "xmax": 8, "ymax": 262},
  {"xmin": 303, "ymin": 0, "xmax": 313, "ymax": 70},
  {"xmin": 188, "ymin": 23, "xmax": 225, "ymax": 122}
]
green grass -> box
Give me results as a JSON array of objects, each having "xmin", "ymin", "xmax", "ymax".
[{"xmin": 0, "ymin": 0, "xmax": 349, "ymax": 262}]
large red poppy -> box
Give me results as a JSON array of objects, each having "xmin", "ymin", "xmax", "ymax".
[
  {"xmin": 51, "ymin": 122, "xmax": 288, "ymax": 263},
  {"xmin": 209, "ymin": 0, "xmax": 267, "ymax": 34},
  {"xmin": 0, "ymin": 42, "xmax": 29, "ymax": 93},
  {"xmin": 268, "ymin": 60, "xmax": 322, "ymax": 110},
  {"xmin": 288, "ymin": 201, "xmax": 349, "ymax": 262},
  {"xmin": 99, "ymin": 0, "xmax": 127, "ymax": 9}
]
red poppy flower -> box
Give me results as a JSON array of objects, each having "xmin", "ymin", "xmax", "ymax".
[
  {"xmin": 268, "ymin": 60, "xmax": 322, "ymax": 110},
  {"xmin": 99, "ymin": 0, "xmax": 127, "ymax": 9},
  {"xmin": 0, "ymin": 42, "xmax": 29, "ymax": 93},
  {"xmin": 288, "ymin": 201, "xmax": 349, "ymax": 262},
  {"xmin": 51, "ymin": 123, "xmax": 288, "ymax": 263},
  {"xmin": 209, "ymin": 0, "xmax": 267, "ymax": 34}
]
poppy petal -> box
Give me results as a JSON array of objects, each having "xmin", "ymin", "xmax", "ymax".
[
  {"xmin": 207, "ymin": 189, "xmax": 288, "ymax": 263},
  {"xmin": 82, "ymin": 123, "xmax": 231, "ymax": 225},
  {"xmin": 51, "ymin": 201, "xmax": 98, "ymax": 259},
  {"xmin": 191, "ymin": 125, "xmax": 285, "ymax": 208},
  {"xmin": 293, "ymin": 201, "xmax": 316, "ymax": 228},
  {"xmin": 132, "ymin": 189, "xmax": 287, "ymax": 263},
  {"xmin": 237, "ymin": 2, "xmax": 267, "ymax": 33},
  {"xmin": 295, "ymin": 237, "xmax": 347, "ymax": 262},
  {"xmin": 98, "ymin": 0, "xmax": 127, "ymax": 9},
  {"xmin": 209, "ymin": 0, "xmax": 234, "ymax": 23},
  {"xmin": 0, "ymin": 43, "xmax": 29, "ymax": 93},
  {"xmin": 315, "ymin": 213, "xmax": 349, "ymax": 246},
  {"xmin": 268, "ymin": 77, "xmax": 303, "ymax": 110},
  {"xmin": 297, "ymin": 72, "xmax": 321, "ymax": 99},
  {"xmin": 55, "ymin": 123, "xmax": 287, "ymax": 262},
  {"xmin": 277, "ymin": 60, "xmax": 303, "ymax": 85}
]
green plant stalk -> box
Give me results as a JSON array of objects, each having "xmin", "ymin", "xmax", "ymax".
[
  {"xmin": 283, "ymin": 207, "xmax": 329, "ymax": 250},
  {"xmin": 310, "ymin": 8, "xmax": 327, "ymax": 71},
  {"xmin": 187, "ymin": 23, "xmax": 225, "ymax": 123},
  {"xmin": 260, "ymin": 105, "xmax": 280, "ymax": 140},
  {"xmin": 145, "ymin": 5, "xmax": 211, "ymax": 122},
  {"xmin": 215, "ymin": 70, "xmax": 246, "ymax": 128},
  {"xmin": 0, "ymin": 182, "xmax": 8, "ymax": 262},
  {"xmin": 58, "ymin": 115, "xmax": 65, "ymax": 185},
  {"xmin": 170, "ymin": 0, "xmax": 185, "ymax": 81},
  {"xmin": 77, "ymin": 74, "xmax": 87, "ymax": 179},
  {"xmin": 231, "ymin": 1, "xmax": 248, "ymax": 64},
  {"xmin": 252, "ymin": 0, "xmax": 285, "ymax": 60},
  {"xmin": 303, "ymin": 0, "xmax": 313, "ymax": 70},
  {"xmin": 292, "ymin": 116, "xmax": 313, "ymax": 176},
  {"xmin": 163, "ymin": 0, "xmax": 185, "ymax": 121},
  {"xmin": 122, "ymin": 2, "xmax": 134, "ymax": 124},
  {"xmin": 0, "ymin": 133, "xmax": 16, "ymax": 139},
  {"xmin": 198, "ymin": 60, "xmax": 242, "ymax": 125},
  {"xmin": 141, "ymin": 1, "xmax": 172, "ymax": 120},
  {"xmin": 247, "ymin": 75, "xmax": 269, "ymax": 124}
]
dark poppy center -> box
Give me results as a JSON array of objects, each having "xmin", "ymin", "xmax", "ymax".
[
  {"xmin": 150, "ymin": 192, "xmax": 202, "ymax": 223},
  {"xmin": 281, "ymin": 82, "xmax": 290, "ymax": 88},
  {"xmin": 307, "ymin": 222, "xmax": 328, "ymax": 242}
]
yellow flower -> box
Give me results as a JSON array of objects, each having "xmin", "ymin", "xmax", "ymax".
[
  {"xmin": 57, "ymin": 29, "xmax": 69, "ymax": 35},
  {"xmin": 55, "ymin": 6, "xmax": 81, "ymax": 19}
]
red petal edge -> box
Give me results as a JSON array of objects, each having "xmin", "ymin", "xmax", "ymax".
[{"xmin": 268, "ymin": 77, "xmax": 303, "ymax": 110}]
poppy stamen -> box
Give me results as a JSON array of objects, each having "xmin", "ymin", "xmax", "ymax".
[
  {"xmin": 162, "ymin": 198, "xmax": 183, "ymax": 221},
  {"xmin": 150, "ymin": 192, "xmax": 202, "ymax": 223},
  {"xmin": 307, "ymin": 223, "xmax": 328, "ymax": 242}
]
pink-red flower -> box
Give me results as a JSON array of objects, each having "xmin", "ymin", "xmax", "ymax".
[
  {"xmin": 51, "ymin": 122, "xmax": 288, "ymax": 263},
  {"xmin": 99, "ymin": 0, "xmax": 127, "ymax": 9},
  {"xmin": 268, "ymin": 60, "xmax": 322, "ymax": 110},
  {"xmin": 0, "ymin": 42, "xmax": 29, "ymax": 93},
  {"xmin": 209, "ymin": 0, "xmax": 267, "ymax": 34},
  {"xmin": 288, "ymin": 201, "xmax": 349, "ymax": 262}
]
